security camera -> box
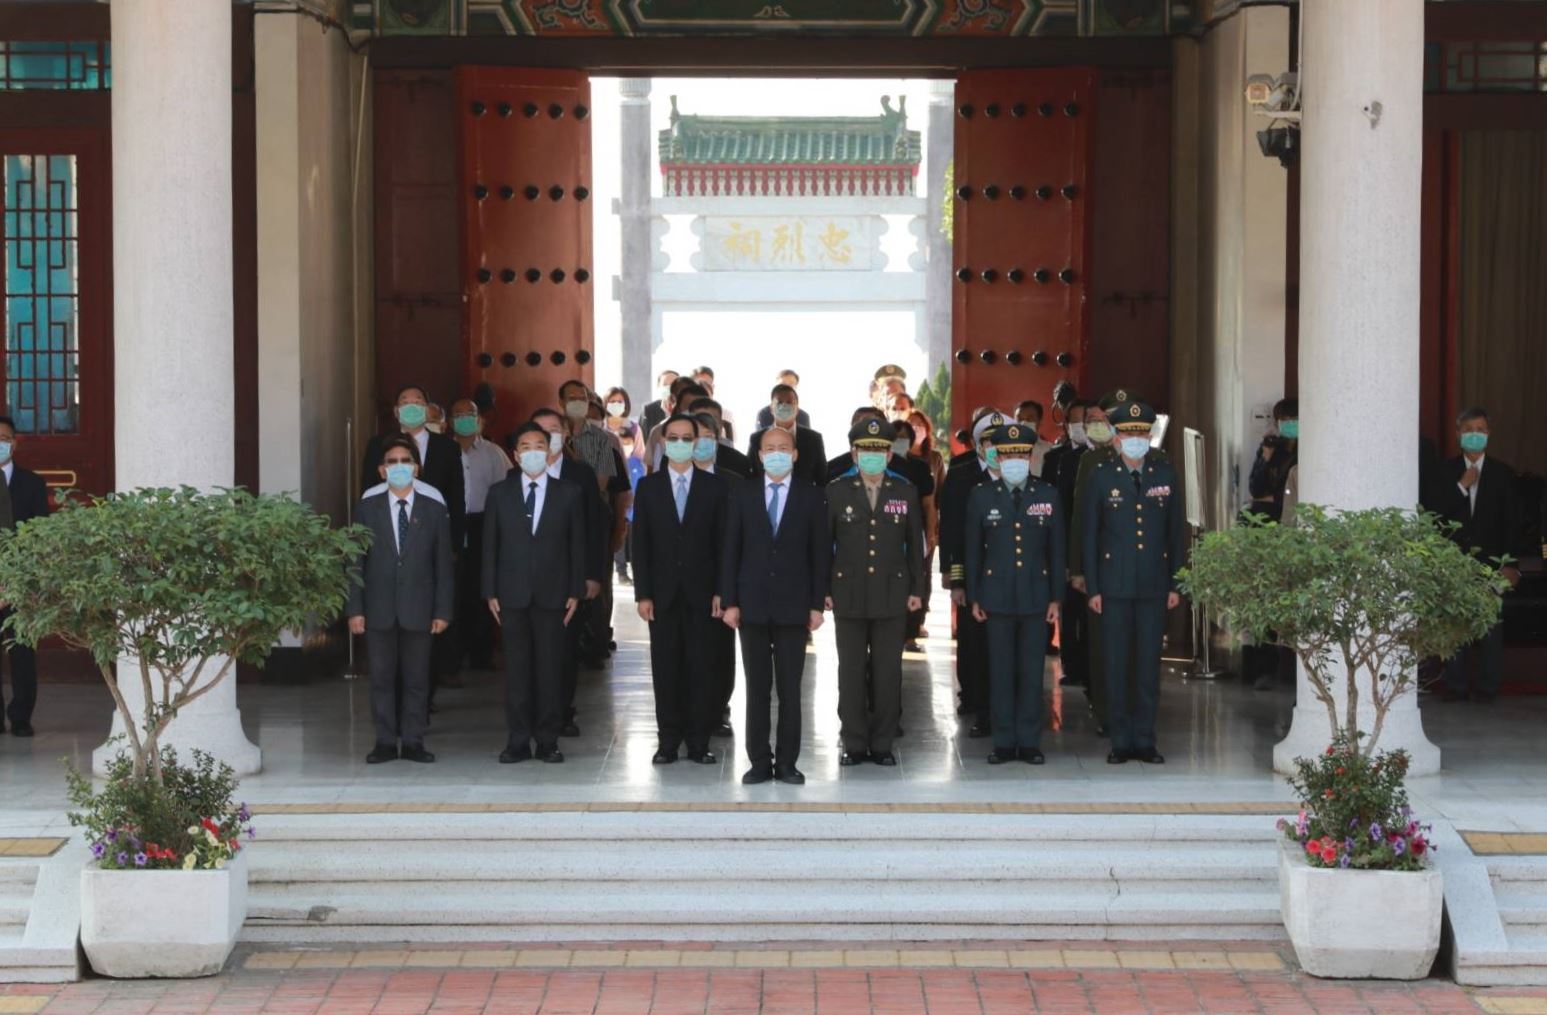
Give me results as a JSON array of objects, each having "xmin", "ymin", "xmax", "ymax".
[{"xmin": 1245, "ymin": 72, "xmax": 1300, "ymax": 120}]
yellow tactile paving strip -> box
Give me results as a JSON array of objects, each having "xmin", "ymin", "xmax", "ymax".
[
  {"xmin": 250, "ymin": 801, "xmax": 1289, "ymax": 816},
  {"xmin": 0, "ymin": 998, "xmax": 49, "ymax": 1014},
  {"xmin": 0, "ymin": 838, "xmax": 66, "ymax": 858},
  {"xmin": 241, "ymin": 945, "xmax": 1287, "ymax": 973},
  {"xmin": 1462, "ymin": 832, "xmax": 1547, "ymax": 856},
  {"xmin": 1480, "ymin": 1000, "xmax": 1547, "ymax": 1015}
]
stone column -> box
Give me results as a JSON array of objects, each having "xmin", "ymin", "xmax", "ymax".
[
  {"xmin": 98, "ymin": 0, "xmax": 261, "ymax": 775},
  {"xmin": 1273, "ymin": 0, "xmax": 1436, "ymax": 775},
  {"xmin": 617, "ymin": 78, "xmax": 654, "ymax": 407},
  {"xmin": 924, "ymin": 79, "xmax": 955, "ymax": 377}
]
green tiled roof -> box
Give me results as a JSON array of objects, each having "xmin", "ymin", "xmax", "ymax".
[{"xmin": 659, "ymin": 95, "xmax": 922, "ymax": 167}]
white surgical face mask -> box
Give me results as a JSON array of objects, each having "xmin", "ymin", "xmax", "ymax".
[
  {"xmin": 606, "ymin": 401, "xmax": 627, "ymax": 418},
  {"xmin": 547, "ymin": 432, "xmax": 564, "ymax": 455},
  {"xmin": 1067, "ymin": 422, "xmax": 1087, "ymax": 445}
]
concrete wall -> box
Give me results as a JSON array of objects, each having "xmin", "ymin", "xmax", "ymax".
[
  {"xmin": 255, "ymin": 14, "xmax": 370, "ymax": 526},
  {"xmin": 1170, "ymin": 6, "xmax": 1289, "ymax": 530}
]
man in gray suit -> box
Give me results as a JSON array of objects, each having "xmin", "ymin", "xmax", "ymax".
[{"xmin": 347, "ymin": 435, "xmax": 455, "ymax": 764}]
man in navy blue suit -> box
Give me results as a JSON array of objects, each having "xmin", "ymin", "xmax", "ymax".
[
  {"xmin": 719, "ymin": 426, "xmax": 831, "ymax": 785},
  {"xmin": 0, "ymin": 417, "xmax": 50, "ymax": 735}
]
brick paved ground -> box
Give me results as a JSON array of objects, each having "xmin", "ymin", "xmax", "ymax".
[{"xmin": 5, "ymin": 944, "xmax": 1547, "ymax": 1014}]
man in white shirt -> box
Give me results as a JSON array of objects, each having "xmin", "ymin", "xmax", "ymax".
[{"xmin": 450, "ymin": 399, "xmax": 510, "ymax": 670}]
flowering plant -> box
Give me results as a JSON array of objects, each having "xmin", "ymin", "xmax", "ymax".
[
  {"xmin": 66, "ymin": 748, "xmax": 255, "ymax": 871},
  {"xmin": 1277, "ymin": 736, "xmax": 1432, "ymax": 871}
]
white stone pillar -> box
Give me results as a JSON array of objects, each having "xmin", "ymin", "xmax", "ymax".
[
  {"xmin": 924, "ymin": 79, "xmax": 954, "ymax": 376},
  {"xmin": 618, "ymin": 78, "xmax": 654, "ymax": 406},
  {"xmin": 1273, "ymin": 0, "xmax": 1436, "ymax": 775},
  {"xmin": 98, "ymin": 0, "xmax": 261, "ymax": 775}
]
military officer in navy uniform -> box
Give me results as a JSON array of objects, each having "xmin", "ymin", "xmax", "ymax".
[
  {"xmin": 1081, "ymin": 400, "xmax": 1186, "ymax": 765},
  {"xmin": 826, "ymin": 417, "xmax": 925, "ymax": 766},
  {"xmin": 964, "ymin": 424, "xmax": 1065, "ymax": 764}
]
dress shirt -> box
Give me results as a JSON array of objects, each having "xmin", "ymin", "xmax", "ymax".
[
  {"xmin": 389, "ymin": 489, "xmax": 415, "ymax": 554},
  {"xmin": 1461, "ymin": 454, "xmax": 1485, "ymax": 515},
  {"xmin": 409, "ymin": 428, "xmax": 429, "ymax": 465},
  {"xmin": 667, "ymin": 462, "xmax": 696, "ymax": 494},
  {"xmin": 460, "ymin": 437, "xmax": 509, "ymax": 515},
  {"xmin": 763, "ymin": 474, "xmax": 790, "ymax": 530},
  {"xmin": 1, "ymin": 461, "xmax": 11, "ymax": 485},
  {"xmin": 521, "ymin": 470, "xmax": 550, "ymax": 530}
]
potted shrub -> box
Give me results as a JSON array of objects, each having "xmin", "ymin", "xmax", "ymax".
[
  {"xmin": 0, "ymin": 487, "xmax": 367, "ymax": 978},
  {"xmin": 1179, "ymin": 505, "xmax": 1505, "ymax": 979}
]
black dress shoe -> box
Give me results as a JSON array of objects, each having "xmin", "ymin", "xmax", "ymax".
[
  {"xmin": 773, "ymin": 765, "xmax": 805, "ymax": 785},
  {"xmin": 652, "ymin": 748, "xmax": 679, "ymax": 765},
  {"xmin": 366, "ymin": 743, "xmax": 398, "ymax": 764},
  {"xmin": 560, "ymin": 722, "xmax": 581, "ymax": 737},
  {"xmin": 400, "ymin": 744, "xmax": 436, "ymax": 763},
  {"xmin": 10, "ymin": 721, "xmax": 33, "ymax": 738},
  {"xmin": 535, "ymin": 745, "xmax": 565, "ymax": 763},
  {"xmin": 838, "ymin": 749, "xmax": 868, "ymax": 767},
  {"xmin": 499, "ymin": 745, "xmax": 532, "ymax": 764},
  {"xmin": 872, "ymin": 751, "xmax": 897, "ymax": 767},
  {"xmin": 686, "ymin": 749, "xmax": 717, "ymax": 765},
  {"xmin": 742, "ymin": 766, "xmax": 773, "ymax": 785},
  {"xmin": 1106, "ymin": 749, "xmax": 1130, "ymax": 765},
  {"xmin": 1020, "ymin": 748, "xmax": 1045, "ymax": 765},
  {"xmin": 1133, "ymin": 748, "xmax": 1165, "ymax": 764},
  {"xmin": 712, "ymin": 721, "xmax": 734, "ymax": 738},
  {"xmin": 987, "ymin": 748, "xmax": 1017, "ymax": 765},
  {"xmin": 967, "ymin": 722, "xmax": 991, "ymax": 739}
]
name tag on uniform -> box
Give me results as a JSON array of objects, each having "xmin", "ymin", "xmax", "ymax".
[
  {"xmin": 884, "ymin": 499, "xmax": 908, "ymax": 515},
  {"xmin": 1026, "ymin": 502, "xmax": 1052, "ymax": 517},
  {"xmin": 986, "ymin": 507, "xmax": 1002, "ymax": 522},
  {"xmin": 1145, "ymin": 485, "xmax": 1172, "ymax": 498}
]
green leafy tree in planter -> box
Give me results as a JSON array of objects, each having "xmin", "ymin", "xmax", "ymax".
[
  {"xmin": 914, "ymin": 361, "xmax": 952, "ymax": 447},
  {"xmin": 0, "ymin": 487, "xmax": 369, "ymax": 785},
  {"xmin": 1178, "ymin": 505, "xmax": 1505, "ymax": 755}
]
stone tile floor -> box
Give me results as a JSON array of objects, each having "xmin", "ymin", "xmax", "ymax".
[{"xmin": 7, "ymin": 941, "xmax": 1547, "ymax": 1013}]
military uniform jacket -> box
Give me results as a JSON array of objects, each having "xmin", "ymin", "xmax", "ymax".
[
  {"xmin": 826, "ymin": 475, "xmax": 925, "ymax": 619},
  {"xmin": 964, "ymin": 478, "xmax": 1066, "ymax": 617},
  {"xmin": 1080, "ymin": 454, "xmax": 1187, "ymax": 601},
  {"xmin": 939, "ymin": 457, "xmax": 994, "ymax": 588}
]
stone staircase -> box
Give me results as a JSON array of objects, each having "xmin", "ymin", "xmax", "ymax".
[
  {"xmin": 240, "ymin": 810, "xmax": 1286, "ymax": 945},
  {"xmin": 1452, "ymin": 854, "xmax": 1547, "ymax": 985},
  {"xmin": 0, "ymin": 846, "xmax": 83, "ymax": 983}
]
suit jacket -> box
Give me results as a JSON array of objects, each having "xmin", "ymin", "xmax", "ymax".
[
  {"xmin": 1081, "ymin": 453, "xmax": 1188, "ymax": 601},
  {"xmin": 546, "ymin": 455, "xmax": 608, "ymax": 583},
  {"xmin": 720, "ymin": 476, "xmax": 831, "ymax": 627},
  {"xmin": 1428, "ymin": 455, "xmax": 1527, "ymax": 564},
  {"xmin": 481, "ymin": 474, "xmax": 587, "ymax": 610},
  {"xmin": 361, "ymin": 430, "xmax": 466, "ymax": 545},
  {"xmin": 746, "ymin": 425, "xmax": 828, "ymax": 488},
  {"xmin": 345, "ymin": 492, "xmax": 455, "ymax": 631},
  {"xmin": 710, "ymin": 444, "xmax": 753, "ymax": 480},
  {"xmin": 826, "ymin": 475, "xmax": 924, "ymax": 619},
  {"xmin": 964, "ymin": 478, "xmax": 1065, "ymax": 616},
  {"xmin": 632, "ymin": 466, "xmax": 728, "ymax": 612},
  {"xmin": 824, "ymin": 452, "xmax": 935, "ymax": 497},
  {"xmin": 4, "ymin": 466, "xmax": 50, "ymax": 527},
  {"xmin": 938, "ymin": 456, "xmax": 993, "ymax": 587}
]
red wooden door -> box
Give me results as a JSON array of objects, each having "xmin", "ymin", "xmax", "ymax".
[
  {"xmin": 457, "ymin": 68, "xmax": 594, "ymax": 444},
  {"xmin": 950, "ymin": 69, "xmax": 1093, "ymax": 446},
  {"xmin": 0, "ymin": 129, "xmax": 112, "ymax": 495}
]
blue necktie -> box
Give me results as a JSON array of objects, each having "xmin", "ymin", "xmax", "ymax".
[
  {"xmin": 768, "ymin": 482, "xmax": 783, "ymax": 533},
  {"xmin": 525, "ymin": 481, "xmax": 538, "ymax": 533},
  {"xmin": 396, "ymin": 499, "xmax": 408, "ymax": 556},
  {"xmin": 675, "ymin": 475, "xmax": 688, "ymax": 521}
]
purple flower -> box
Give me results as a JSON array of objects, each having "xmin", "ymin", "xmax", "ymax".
[
  {"xmin": 105, "ymin": 829, "xmax": 118, "ymax": 843},
  {"xmin": 1344, "ymin": 837, "xmax": 1356, "ymax": 854},
  {"xmin": 245, "ymin": 827, "xmax": 256, "ymax": 840},
  {"xmin": 128, "ymin": 836, "xmax": 141, "ymax": 850},
  {"xmin": 237, "ymin": 804, "xmax": 251, "ymax": 823},
  {"xmin": 90, "ymin": 842, "xmax": 106, "ymax": 859},
  {"xmin": 1392, "ymin": 838, "xmax": 1407, "ymax": 857},
  {"xmin": 115, "ymin": 852, "xmax": 128, "ymax": 866},
  {"xmin": 133, "ymin": 852, "xmax": 147, "ymax": 868},
  {"xmin": 1339, "ymin": 853, "xmax": 1352, "ymax": 869},
  {"xmin": 1369, "ymin": 822, "xmax": 1383, "ymax": 842}
]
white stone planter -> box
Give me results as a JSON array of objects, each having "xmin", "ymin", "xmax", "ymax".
[
  {"xmin": 1279, "ymin": 839, "xmax": 1442, "ymax": 979},
  {"xmin": 80, "ymin": 854, "xmax": 247, "ymax": 978}
]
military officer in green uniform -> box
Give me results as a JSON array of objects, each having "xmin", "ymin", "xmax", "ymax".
[
  {"xmin": 1081, "ymin": 400, "xmax": 1186, "ymax": 765},
  {"xmin": 826, "ymin": 417, "xmax": 925, "ymax": 767},
  {"xmin": 1066, "ymin": 396, "xmax": 1122, "ymax": 734},
  {"xmin": 964, "ymin": 423, "xmax": 1065, "ymax": 764}
]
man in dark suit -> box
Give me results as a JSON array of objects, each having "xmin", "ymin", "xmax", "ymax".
[
  {"xmin": 0, "ymin": 416, "xmax": 50, "ymax": 735},
  {"xmin": 754, "ymin": 369, "xmax": 811, "ymax": 430},
  {"xmin": 346, "ymin": 436, "xmax": 455, "ymax": 764},
  {"xmin": 633, "ymin": 414, "xmax": 728, "ymax": 765},
  {"xmin": 690, "ymin": 402, "xmax": 752, "ymax": 480},
  {"xmin": 1428, "ymin": 407, "xmax": 1527, "ymax": 703},
  {"xmin": 746, "ymin": 383, "xmax": 827, "ymax": 488},
  {"xmin": 639, "ymin": 369, "xmax": 680, "ymax": 444},
  {"xmin": 690, "ymin": 412, "xmax": 744, "ymax": 735},
  {"xmin": 721, "ymin": 425, "xmax": 831, "ymax": 785},
  {"xmin": 484, "ymin": 423, "xmax": 587, "ymax": 763}
]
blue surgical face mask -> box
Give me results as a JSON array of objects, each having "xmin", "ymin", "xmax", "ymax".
[
  {"xmin": 983, "ymin": 446, "xmax": 1000, "ymax": 470},
  {"xmin": 384, "ymin": 463, "xmax": 415, "ymax": 490},
  {"xmin": 518, "ymin": 449, "xmax": 549, "ymax": 476},
  {"xmin": 857, "ymin": 451, "xmax": 888, "ymax": 476},
  {"xmin": 771, "ymin": 402, "xmax": 797, "ymax": 423},
  {"xmin": 0, "ymin": 441, "xmax": 12, "ymax": 465},
  {"xmin": 452, "ymin": 414, "xmax": 479, "ymax": 437},
  {"xmin": 1278, "ymin": 419, "xmax": 1300, "ymax": 440},
  {"xmin": 1459, "ymin": 431, "xmax": 1488, "ymax": 454},
  {"xmin": 762, "ymin": 451, "xmax": 794, "ymax": 478},
  {"xmin": 664, "ymin": 438, "xmax": 695, "ymax": 464},
  {"xmin": 999, "ymin": 459, "xmax": 1030, "ymax": 487},
  {"xmin": 891, "ymin": 438, "xmax": 910, "ymax": 457},
  {"xmin": 396, "ymin": 403, "xmax": 427, "ymax": 429},
  {"xmin": 693, "ymin": 436, "xmax": 718, "ymax": 462},
  {"xmin": 1120, "ymin": 436, "xmax": 1151, "ymax": 460}
]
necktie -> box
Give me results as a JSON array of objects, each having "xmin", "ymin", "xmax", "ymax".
[
  {"xmin": 1012, "ymin": 485, "xmax": 1023, "ymax": 513},
  {"xmin": 396, "ymin": 499, "xmax": 409, "ymax": 555},
  {"xmin": 1132, "ymin": 470, "xmax": 1143, "ymax": 496},
  {"xmin": 675, "ymin": 475, "xmax": 688, "ymax": 521},
  {"xmin": 525, "ymin": 482, "xmax": 538, "ymax": 533},
  {"xmin": 768, "ymin": 482, "xmax": 783, "ymax": 533}
]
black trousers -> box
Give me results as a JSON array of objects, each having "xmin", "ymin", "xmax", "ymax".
[
  {"xmin": 501, "ymin": 604, "xmax": 565, "ymax": 750},
  {"xmin": 712, "ymin": 622, "xmax": 736, "ymax": 719},
  {"xmin": 365, "ymin": 626, "xmax": 431, "ymax": 748},
  {"xmin": 0, "ymin": 608, "xmax": 36, "ymax": 727},
  {"xmin": 1101, "ymin": 596, "xmax": 1167, "ymax": 753},
  {"xmin": 907, "ymin": 549, "xmax": 935, "ymax": 640},
  {"xmin": 561, "ymin": 602, "xmax": 582, "ymax": 721},
  {"xmin": 1061, "ymin": 584, "xmax": 1089, "ymax": 683},
  {"xmin": 836, "ymin": 615, "xmax": 905, "ymax": 754},
  {"xmin": 1444, "ymin": 622, "xmax": 1505, "ymax": 697},
  {"xmin": 649, "ymin": 599, "xmax": 714, "ymax": 753},
  {"xmin": 956, "ymin": 602, "xmax": 990, "ymax": 724},
  {"xmin": 739, "ymin": 622, "xmax": 808, "ymax": 769},
  {"xmin": 986, "ymin": 613, "xmax": 1048, "ymax": 750},
  {"xmin": 457, "ymin": 514, "xmax": 493, "ymax": 666}
]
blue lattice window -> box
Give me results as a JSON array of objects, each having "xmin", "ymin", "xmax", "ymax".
[
  {"xmin": 0, "ymin": 41, "xmax": 109, "ymax": 91},
  {"xmin": 1426, "ymin": 40, "xmax": 1547, "ymax": 93},
  {"xmin": 3, "ymin": 155, "xmax": 80, "ymax": 435}
]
